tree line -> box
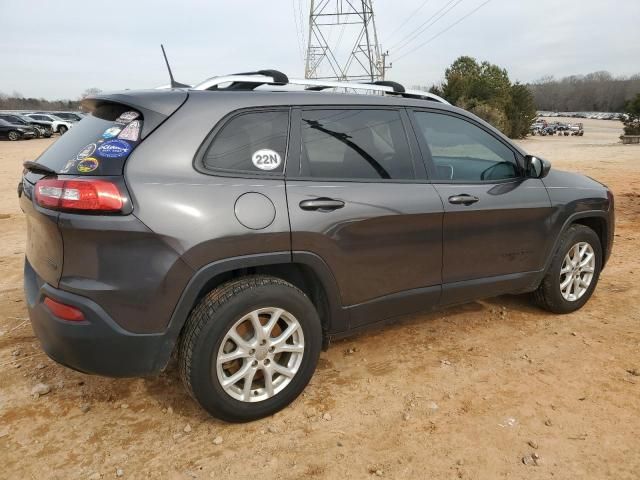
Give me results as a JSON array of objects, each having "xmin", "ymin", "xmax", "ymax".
[
  {"xmin": 418, "ymin": 58, "xmax": 640, "ymax": 138},
  {"xmin": 0, "ymin": 88, "xmax": 102, "ymax": 112},
  {"xmin": 529, "ymin": 72, "xmax": 640, "ymax": 113}
]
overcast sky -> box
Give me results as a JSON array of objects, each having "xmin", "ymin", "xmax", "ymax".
[{"xmin": 1, "ymin": 0, "xmax": 638, "ymax": 99}]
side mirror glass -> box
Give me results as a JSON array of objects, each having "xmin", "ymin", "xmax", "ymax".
[{"xmin": 526, "ymin": 155, "xmax": 551, "ymax": 178}]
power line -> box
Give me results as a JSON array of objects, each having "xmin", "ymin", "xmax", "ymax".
[
  {"xmin": 389, "ymin": 0, "xmax": 464, "ymax": 52},
  {"xmin": 385, "ymin": 0, "xmax": 433, "ymax": 41},
  {"xmin": 305, "ymin": 0, "xmax": 384, "ymax": 81},
  {"xmin": 298, "ymin": 0, "xmax": 307, "ymax": 54},
  {"xmin": 292, "ymin": 0, "xmax": 305, "ymax": 62},
  {"xmin": 394, "ymin": 0, "xmax": 494, "ymax": 62}
]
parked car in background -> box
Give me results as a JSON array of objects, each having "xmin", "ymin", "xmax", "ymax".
[
  {"xmin": 50, "ymin": 112, "xmax": 85, "ymax": 122},
  {"xmin": 25, "ymin": 113, "xmax": 74, "ymax": 135},
  {"xmin": 0, "ymin": 118, "xmax": 37, "ymax": 140},
  {"xmin": 33, "ymin": 111, "xmax": 85, "ymax": 122},
  {"xmin": 0, "ymin": 114, "xmax": 53, "ymax": 138}
]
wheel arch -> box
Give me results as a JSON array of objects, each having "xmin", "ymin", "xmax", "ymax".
[
  {"xmin": 151, "ymin": 252, "xmax": 345, "ymax": 372},
  {"xmin": 572, "ymin": 216, "xmax": 609, "ymax": 263},
  {"xmin": 542, "ymin": 210, "xmax": 611, "ymax": 278}
]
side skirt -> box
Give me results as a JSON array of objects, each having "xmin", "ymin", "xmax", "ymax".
[{"xmin": 327, "ymin": 270, "xmax": 543, "ymax": 342}]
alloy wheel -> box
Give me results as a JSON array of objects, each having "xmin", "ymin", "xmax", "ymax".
[
  {"xmin": 559, "ymin": 242, "xmax": 595, "ymax": 301},
  {"xmin": 215, "ymin": 307, "xmax": 305, "ymax": 402}
]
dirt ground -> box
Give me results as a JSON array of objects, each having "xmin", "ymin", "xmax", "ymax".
[{"xmin": 1, "ymin": 118, "xmax": 639, "ymax": 480}]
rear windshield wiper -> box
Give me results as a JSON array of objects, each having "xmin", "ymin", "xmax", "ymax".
[{"xmin": 23, "ymin": 161, "xmax": 56, "ymax": 176}]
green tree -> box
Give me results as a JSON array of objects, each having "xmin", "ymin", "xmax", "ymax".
[
  {"xmin": 622, "ymin": 93, "xmax": 640, "ymax": 135},
  {"xmin": 506, "ymin": 83, "xmax": 537, "ymax": 138},
  {"xmin": 440, "ymin": 56, "xmax": 537, "ymax": 138}
]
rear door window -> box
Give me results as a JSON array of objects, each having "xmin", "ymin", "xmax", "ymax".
[
  {"xmin": 32, "ymin": 106, "xmax": 143, "ymax": 176},
  {"xmin": 299, "ymin": 109, "xmax": 415, "ymax": 180},
  {"xmin": 202, "ymin": 110, "xmax": 289, "ymax": 174}
]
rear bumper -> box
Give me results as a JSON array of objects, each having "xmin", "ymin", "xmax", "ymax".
[{"xmin": 24, "ymin": 259, "xmax": 172, "ymax": 377}]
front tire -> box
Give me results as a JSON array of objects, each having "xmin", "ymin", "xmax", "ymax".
[
  {"xmin": 178, "ymin": 276, "xmax": 322, "ymax": 422},
  {"xmin": 534, "ymin": 224, "xmax": 602, "ymax": 313}
]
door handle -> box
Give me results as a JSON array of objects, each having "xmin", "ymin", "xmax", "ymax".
[
  {"xmin": 448, "ymin": 194, "xmax": 479, "ymax": 206},
  {"xmin": 299, "ymin": 197, "xmax": 345, "ymax": 211}
]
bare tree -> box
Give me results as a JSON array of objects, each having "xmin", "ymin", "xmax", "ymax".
[
  {"xmin": 529, "ymin": 72, "xmax": 640, "ymax": 112},
  {"xmin": 80, "ymin": 88, "xmax": 103, "ymax": 99}
]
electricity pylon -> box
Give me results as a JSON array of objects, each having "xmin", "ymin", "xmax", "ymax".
[{"xmin": 304, "ymin": 0, "xmax": 387, "ymax": 82}]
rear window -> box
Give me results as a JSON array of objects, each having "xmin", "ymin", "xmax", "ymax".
[
  {"xmin": 203, "ymin": 110, "xmax": 289, "ymax": 174},
  {"xmin": 33, "ymin": 105, "xmax": 143, "ymax": 176}
]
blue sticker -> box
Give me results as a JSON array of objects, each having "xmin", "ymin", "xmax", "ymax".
[
  {"xmin": 96, "ymin": 139, "xmax": 132, "ymax": 158},
  {"xmin": 76, "ymin": 143, "xmax": 96, "ymax": 160},
  {"xmin": 102, "ymin": 126, "xmax": 122, "ymax": 139}
]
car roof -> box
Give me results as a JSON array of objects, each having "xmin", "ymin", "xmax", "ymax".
[{"xmin": 192, "ymin": 89, "xmax": 458, "ymax": 110}]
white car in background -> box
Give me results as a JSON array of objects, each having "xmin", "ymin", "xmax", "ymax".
[{"xmin": 25, "ymin": 113, "xmax": 74, "ymax": 135}]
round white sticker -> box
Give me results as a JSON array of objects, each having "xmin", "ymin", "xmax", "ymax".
[{"xmin": 252, "ymin": 149, "xmax": 282, "ymax": 171}]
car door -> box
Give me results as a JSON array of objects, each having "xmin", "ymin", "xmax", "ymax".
[
  {"xmin": 285, "ymin": 107, "xmax": 444, "ymax": 330},
  {"xmin": 410, "ymin": 109, "xmax": 553, "ymax": 305}
]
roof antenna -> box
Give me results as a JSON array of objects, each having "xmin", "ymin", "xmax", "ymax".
[{"xmin": 161, "ymin": 44, "xmax": 190, "ymax": 88}]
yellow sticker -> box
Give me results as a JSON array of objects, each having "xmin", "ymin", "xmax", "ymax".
[{"xmin": 77, "ymin": 157, "xmax": 99, "ymax": 173}]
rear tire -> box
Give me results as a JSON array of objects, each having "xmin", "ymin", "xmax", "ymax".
[
  {"xmin": 58, "ymin": 125, "xmax": 68, "ymax": 135},
  {"xmin": 7, "ymin": 131, "xmax": 20, "ymax": 141},
  {"xmin": 178, "ymin": 275, "xmax": 322, "ymax": 422},
  {"xmin": 533, "ymin": 224, "xmax": 602, "ymax": 314}
]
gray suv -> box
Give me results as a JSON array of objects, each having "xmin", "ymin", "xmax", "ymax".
[{"xmin": 19, "ymin": 71, "xmax": 614, "ymax": 422}]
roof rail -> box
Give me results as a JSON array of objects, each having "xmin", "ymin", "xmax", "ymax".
[{"xmin": 191, "ymin": 72, "xmax": 450, "ymax": 105}]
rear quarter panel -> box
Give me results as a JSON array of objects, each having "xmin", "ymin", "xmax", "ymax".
[{"xmin": 124, "ymin": 92, "xmax": 292, "ymax": 292}]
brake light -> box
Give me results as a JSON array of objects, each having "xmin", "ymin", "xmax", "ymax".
[
  {"xmin": 44, "ymin": 297, "xmax": 85, "ymax": 322},
  {"xmin": 35, "ymin": 178, "xmax": 124, "ymax": 212}
]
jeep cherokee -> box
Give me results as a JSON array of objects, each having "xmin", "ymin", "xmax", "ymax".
[{"xmin": 19, "ymin": 71, "xmax": 614, "ymax": 422}]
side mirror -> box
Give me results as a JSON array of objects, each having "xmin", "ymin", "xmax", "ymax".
[{"xmin": 525, "ymin": 155, "xmax": 551, "ymax": 179}]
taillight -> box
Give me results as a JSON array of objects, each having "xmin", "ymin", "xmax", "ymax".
[
  {"xmin": 44, "ymin": 297, "xmax": 85, "ymax": 322},
  {"xmin": 35, "ymin": 178, "xmax": 124, "ymax": 212}
]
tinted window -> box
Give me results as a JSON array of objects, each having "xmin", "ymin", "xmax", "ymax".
[
  {"xmin": 203, "ymin": 110, "xmax": 289, "ymax": 174},
  {"xmin": 32, "ymin": 107, "xmax": 143, "ymax": 175},
  {"xmin": 300, "ymin": 109, "xmax": 414, "ymax": 180},
  {"xmin": 414, "ymin": 112, "xmax": 519, "ymax": 182}
]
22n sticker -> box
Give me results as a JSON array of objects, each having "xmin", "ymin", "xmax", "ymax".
[{"xmin": 251, "ymin": 149, "xmax": 282, "ymax": 171}]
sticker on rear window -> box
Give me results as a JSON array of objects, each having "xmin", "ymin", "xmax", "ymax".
[
  {"xmin": 102, "ymin": 126, "xmax": 122, "ymax": 139},
  {"xmin": 61, "ymin": 159, "xmax": 77, "ymax": 173},
  {"xmin": 97, "ymin": 139, "xmax": 132, "ymax": 158},
  {"xmin": 117, "ymin": 120, "xmax": 141, "ymax": 142},
  {"xmin": 76, "ymin": 143, "xmax": 96, "ymax": 161},
  {"xmin": 116, "ymin": 111, "xmax": 140, "ymax": 124},
  {"xmin": 251, "ymin": 149, "xmax": 282, "ymax": 171},
  {"xmin": 77, "ymin": 157, "xmax": 99, "ymax": 173}
]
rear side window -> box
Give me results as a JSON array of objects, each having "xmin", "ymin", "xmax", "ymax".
[
  {"xmin": 413, "ymin": 111, "xmax": 519, "ymax": 182},
  {"xmin": 203, "ymin": 110, "xmax": 289, "ymax": 174},
  {"xmin": 300, "ymin": 109, "xmax": 414, "ymax": 180},
  {"xmin": 32, "ymin": 106, "xmax": 143, "ymax": 176}
]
